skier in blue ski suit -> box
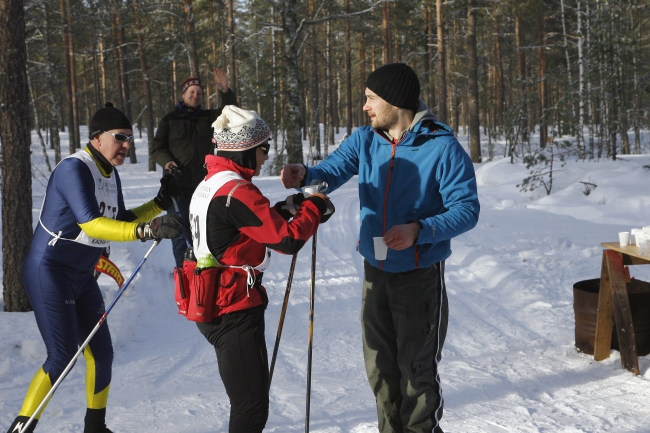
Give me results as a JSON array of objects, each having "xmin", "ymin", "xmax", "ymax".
[
  {"xmin": 281, "ymin": 63, "xmax": 480, "ymax": 433},
  {"xmin": 6, "ymin": 103, "xmax": 182, "ymax": 433}
]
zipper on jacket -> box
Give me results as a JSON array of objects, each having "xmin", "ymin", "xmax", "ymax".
[
  {"xmin": 380, "ymin": 138, "xmax": 399, "ymax": 271},
  {"xmin": 377, "ymin": 130, "xmax": 424, "ymax": 271}
]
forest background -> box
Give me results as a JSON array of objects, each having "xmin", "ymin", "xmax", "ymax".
[{"xmin": 1, "ymin": 0, "xmax": 649, "ymax": 311}]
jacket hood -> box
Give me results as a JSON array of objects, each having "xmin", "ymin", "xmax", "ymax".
[
  {"xmin": 204, "ymin": 155, "xmax": 255, "ymax": 181},
  {"xmin": 408, "ymin": 99, "xmax": 453, "ymax": 135}
]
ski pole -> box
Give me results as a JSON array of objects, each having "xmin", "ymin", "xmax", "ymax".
[
  {"xmin": 305, "ymin": 231, "xmax": 317, "ymax": 433},
  {"xmin": 268, "ymin": 253, "xmax": 298, "ymax": 390},
  {"xmin": 21, "ymin": 240, "xmax": 160, "ymax": 432},
  {"xmin": 165, "ymin": 166, "xmax": 191, "ymax": 249},
  {"xmin": 171, "ymin": 196, "xmax": 192, "ymax": 249}
]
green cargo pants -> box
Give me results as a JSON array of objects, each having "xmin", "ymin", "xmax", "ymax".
[{"xmin": 362, "ymin": 260, "xmax": 448, "ymax": 433}]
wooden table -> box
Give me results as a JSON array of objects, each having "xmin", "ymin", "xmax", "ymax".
[{"xmin": 594, "ymin": 242, "xmax": 650, "ymax": 375}]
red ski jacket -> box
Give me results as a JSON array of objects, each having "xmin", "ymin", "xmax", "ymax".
[{"xmin": 202, "ymin": 155, "xmax": 321, "ymax": 316}]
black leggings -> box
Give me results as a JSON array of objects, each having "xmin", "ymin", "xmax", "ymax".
[{"xmin": 197, "ymin": 305, "xmax": 269, "ymax": 433}]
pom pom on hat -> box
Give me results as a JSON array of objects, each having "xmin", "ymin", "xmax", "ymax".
[
  {"xmin": 182, "ymin": 77, "xmax": 204, "ymax": 93},
  {"xmin": 89, "ymin": 102, "xmax": 132, "ymax": 139},
  {"xmin": 212, "ymin": 106, "xmax": 271, "ymax": 151},
  {"xmin": 365, "ymin": 63, "xmax": 421, "ymax": 112}
]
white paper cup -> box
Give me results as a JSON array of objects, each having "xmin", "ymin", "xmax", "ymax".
[
  {"xmin": 619, "ymin": 232, "xmax": 630, "ymax": 247},
  {"xmin": 302, "ymin": 185, "xmax": 319, "ymax": 197},
  {"xmin": 639, "ymin": 239, "xmax": 650, "ymax": 256},
  {"xmin": 373, "ymin": 237, "xmax": 388, "ymax": 261}
]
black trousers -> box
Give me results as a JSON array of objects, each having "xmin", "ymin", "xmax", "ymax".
[
  {"xmin": 197, "ymin": 305, "xmax": 269, "ymax": 433},
  {"xmin": 362, "ymin": 261, "xmax": 448, "ymax": 433}
]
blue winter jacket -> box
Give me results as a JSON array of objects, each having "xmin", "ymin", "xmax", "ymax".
[{"xmin": 304, "ymin": 102, "xmax": 480, "ymax": 273}]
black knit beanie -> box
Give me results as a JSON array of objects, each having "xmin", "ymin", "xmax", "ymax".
[
  {"xmin": 366, "ymin": 63, "xmax": 420, "ymax": 112},
  {"xmin": 89, "ymin": 102, "xmax": 132, "ymax": 139}
]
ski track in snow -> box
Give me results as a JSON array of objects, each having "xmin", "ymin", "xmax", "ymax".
[{"xmin": 2, "ymin": 130, "xmax": 650, "ymax": 432}]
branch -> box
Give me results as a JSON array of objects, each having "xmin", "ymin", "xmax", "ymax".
[{"xmin": 291, "ymin": 1, "xmax": 383, "ymax": 48}]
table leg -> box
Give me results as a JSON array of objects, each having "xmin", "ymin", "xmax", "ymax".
[
  {"xmin": 606, "ymin": 251, "xmax": 640, "ymax": 375},
  {"xmin": 594, "ymin": 251, "xmax": 614, "ymax": 361}
]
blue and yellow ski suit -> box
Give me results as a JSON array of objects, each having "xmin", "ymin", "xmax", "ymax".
[{"xmin": 16, "ymin": 145, "xmax": 162, "ymax": 422}]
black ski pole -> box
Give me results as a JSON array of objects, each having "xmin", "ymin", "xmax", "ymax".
[
  {"xmin": 268, "ymin": 253, "xmax": 298, "ymax": 390},
  {"xmin": 171, "ymin": 196, "xmax": 192, "ymax": 249},
  {"xmin": 166, "ymin": 167, "xmax": 191, "ymax": 249},
  {"xmin": 21, "ymin": 240, "xmax": 160, "ymax": 432},
  {"xmin": 305, "ymin": 231, "xmax": 317, "ymax": 433}
]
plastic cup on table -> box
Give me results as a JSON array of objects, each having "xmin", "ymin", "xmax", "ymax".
[
  {"xmin": 373, "ymin": 237, "xmax": 388, "ymax": 261},
  {"xmin": 619, "ymin": 231, "xmax": 630, "ymax": 247},
  {"xmin": 639, "ymin": 239, "xmax": 650, "ymax": 256}
]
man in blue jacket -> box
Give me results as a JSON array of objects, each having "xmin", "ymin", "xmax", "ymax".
[{"xmin": 281, "ymin": 63, "xmax": 480, "ymax": 433}]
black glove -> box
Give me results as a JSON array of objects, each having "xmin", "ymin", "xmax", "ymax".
[
  {"xmin": 306, "ymin": 193, "xmax": 335, "ymax": 223},
  {"xmin": 273, "ymin": 193, "xmax": 306, "ymax": 221},
  {"xmin": 135, "ymin": 215, "xmax": 183, "ymax": 241},
  {"xmin": 153, "ymin": 171, "xmax": 183, "ymax": 210}
]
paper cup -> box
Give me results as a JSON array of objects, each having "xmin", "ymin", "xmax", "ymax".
[
  {"xmin": 619, "ymin": 231, "xmax": 630, "ymax": 247},
  {"xmin": 639, "ymin": 239, "xmax": 650, "ymax": 256},
  {"xmin": 373, "ymin": 237, "xmax": 388, "ymax": 261}
]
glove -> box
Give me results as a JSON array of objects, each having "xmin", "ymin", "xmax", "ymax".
[
  {"xmin": 273, "ymin": 193, "xmax": 306, "ymax": 220},
  {"xmin": 135, "ymin": 215, "xmax": 183, "ymax": 241},
  {"xmin": 153, "ymin": 170, "xmax": 183, "ymax": 210},
  {"xmin": 306, "ymin": 193, "xmax": 335, "ymax": 223}
]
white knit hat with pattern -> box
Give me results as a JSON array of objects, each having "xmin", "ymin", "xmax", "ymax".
[{"xmin": 212, "ymin": 105, "xmax": 271, "ymax": 151}]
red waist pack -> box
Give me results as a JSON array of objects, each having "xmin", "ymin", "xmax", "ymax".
[{"xmin": 173, "ymin": 261, "xmax": 220, "ymax": 323}]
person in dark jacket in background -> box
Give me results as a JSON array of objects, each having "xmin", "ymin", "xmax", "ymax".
[
  {"xmin": 5, "ymin": 104, "xmax": 182, "ymax": 433},
  {"xmin": 189, "ymin": 105, "xmax": 334, "ymax": 432},
  {"xmin": 151, "ymin": 67, "xmax": 238, "ymax": 268},
  {"xmin": 281, "ymin": 63, "xmax": 480, "ymax": 433}
]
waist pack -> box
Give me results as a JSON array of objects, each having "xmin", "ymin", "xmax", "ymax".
[
  {"xmin": 173, "ymin": 262, "xmax": 266, "ymax": 323},
  {"xmin": 174, "ymin": 260, "xmax": 221, "ymax": 323}
]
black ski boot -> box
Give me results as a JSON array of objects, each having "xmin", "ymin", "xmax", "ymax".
[
  {"xmin": 83, "ymin": 408, "xmax": 113, "ymax": 433},
  {"xmin": 6, "ymin": 416, "xmax": 37, "ymax": 433}
]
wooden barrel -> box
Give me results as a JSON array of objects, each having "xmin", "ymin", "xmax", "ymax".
[{"xmin": 573, "ymin": 278, "xmax": 650, "ymax": 356}]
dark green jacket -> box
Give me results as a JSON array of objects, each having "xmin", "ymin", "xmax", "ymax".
[{"xmin": 151, "ymin": 90, "xmax": 238, "ymax": 193}]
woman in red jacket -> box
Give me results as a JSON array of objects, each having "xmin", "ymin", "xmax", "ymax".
[{"xmin": 188, "ymin": 105, "xmax": 333, "ymax": 432}]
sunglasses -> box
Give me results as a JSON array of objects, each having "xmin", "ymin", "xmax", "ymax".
[
  {"xmin": 103, "ymin": 132, "xmax": 134, "ymax": 143},
  {"xmin": 259, "ymin": 144, "xmax": 270, "ymax": 155}
]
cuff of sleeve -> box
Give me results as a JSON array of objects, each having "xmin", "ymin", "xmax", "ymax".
[{"xmin": 415, "ymin": 220, "xmax": 435, "ymax": 245}]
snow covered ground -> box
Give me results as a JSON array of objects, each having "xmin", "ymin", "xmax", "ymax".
[{"xmin": 2, "ymin": 128, "xmax": 650, "ymax": 432}]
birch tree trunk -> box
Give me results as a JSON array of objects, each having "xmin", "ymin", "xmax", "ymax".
[
  {"xmin": 576, "ymin": 0, "xmax": 586, "ymax": 158},
  {"xmin": 0, "ymin": 0, "xmax": 33, "ymax": 312}
]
